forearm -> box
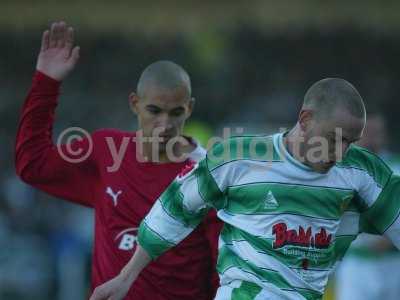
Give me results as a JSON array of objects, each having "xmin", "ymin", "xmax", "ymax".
[
  {"xmin": 119, "ymin": 245, "xmax": 152, "ymax": 283},
  {"xmin": 15, "ymin": 71, "xmax": 60, "ymax": 181},
  {"xmin": 15, "ymin": 71, "xmax": 98, "ymax": 206}
]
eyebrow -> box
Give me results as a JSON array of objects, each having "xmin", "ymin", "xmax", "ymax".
[
  {"xmin": 170, "ymin": 107, "xmax": 185, "ymax": 113},
  {"xmin": 145, "ymin": 105, "xmax": 185, "ymax": 112}
]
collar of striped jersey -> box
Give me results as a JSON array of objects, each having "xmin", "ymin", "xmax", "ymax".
[
  {"xmin": 274, "ymin": 132, "xmax": 313, "ymax": 172},
  {"xmin": 187, "ymin": 138, "xmax": 206, "ymax": 162}
]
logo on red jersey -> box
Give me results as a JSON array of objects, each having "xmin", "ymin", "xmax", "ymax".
[
  {"xmin": 115, "ymin": 227, "xmax": 139, "ymax": 251},
  {"xmin": 272, "ymin": 222, "xmax": 332, "ymax": 249},
  {"xmin": 106, "ymin": 186, "xmax": 122, "ymax": 206},
  {"xmin": 177, "ymin": 161, "xmax": 198, "ymax": 182}
]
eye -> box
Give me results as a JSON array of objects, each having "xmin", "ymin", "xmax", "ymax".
[
  {"xmin": 170, "ymin": 108, "xmax": 185, "ymax": 117},
  {"xmin": 146, "ymin": 106, "xmax": 161, "ymax": 115}
]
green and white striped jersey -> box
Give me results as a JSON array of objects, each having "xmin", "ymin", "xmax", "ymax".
[{"xmin": 138, "ymin": 133, "xmax": 400, "ymax": 300}]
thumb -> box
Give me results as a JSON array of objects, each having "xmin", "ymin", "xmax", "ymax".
[
  {"xmin": 70, "ymin": 46, "xmax": 80, "ymax": 65},
  {"xmin": 89, "ymin": 286, "xmax": 106, "ymax": 300}
]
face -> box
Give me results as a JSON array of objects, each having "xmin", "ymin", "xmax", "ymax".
[
  {"xmin": 129, "ymin": 85, "xmax": 194, "ymax": 152},
  {"xmin": 300, "ymin": 108, "xmax": 365, "ymax": 173}
]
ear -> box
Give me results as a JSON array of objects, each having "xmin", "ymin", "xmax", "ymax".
[
  {"xmin": 298, "ymin": 109, "xmax": 314, "ymax": 132},
  {"xmin": 129, "ymin": 92, "xmax": 140, "ymax": 115},
  {"xmin": 186, "ymin": 97, "xmax": 195, "ymax": 118}
]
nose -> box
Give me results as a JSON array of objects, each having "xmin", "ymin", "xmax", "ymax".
[{"xmin": 156, "ymin": 113, "xmax": 173, "ymax": 131}]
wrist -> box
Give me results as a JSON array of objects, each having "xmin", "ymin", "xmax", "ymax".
[
  {"xmin": 32, "ymin": 70, "xmax": 62, "ymax": 94},
  {"xmin": 119, "ymin": 265, "xmax": 138, "ymax": 283},
  {"xmin": 35, "ymin": 70, "xmax": 62, "ymax": 83}
]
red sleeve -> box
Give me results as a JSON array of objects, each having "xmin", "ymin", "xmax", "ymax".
[
  {"xmin": 204, "ymin": 210, "xmax": 223, "ymax": 298},
  {"xmin": 15, "ymin": 71, "xmax": 99, "ymax": 207}
]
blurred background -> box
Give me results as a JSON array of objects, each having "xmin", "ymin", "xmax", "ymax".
[{"xmin": 2, "ymin": 0, "xmax": 400, "ymax": 299}]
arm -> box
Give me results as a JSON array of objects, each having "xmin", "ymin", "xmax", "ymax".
[
  {"xmin": 90, "ymin": 157, "xmax": 226, "ymax": 300},
  {"xmin": 15, "ymin": 22, "xmax": 97, "ymax": 207},
  {"xmin": 90, "ymin": 245, "xmax": 151, "ymax": 300},
  {"xmin": 360, "ymin": 174, "xmax": 400, "ymax": 249}
]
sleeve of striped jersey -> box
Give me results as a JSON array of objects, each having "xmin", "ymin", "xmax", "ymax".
[
  {"xmin": 351, "ymin": 148, "xmax": 393, "ymax": 210},
  {"xmin": 360, "ymin": 174, "xmax": 400, "ymax": 249},
  {"xmin": 138, "ymin": 157, "xmax": 226, "ymax": 260}
]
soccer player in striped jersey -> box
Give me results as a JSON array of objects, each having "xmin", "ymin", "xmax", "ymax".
[{"xmin": 90, "ymin": 79, "xmax": 400, "ymax": 300}]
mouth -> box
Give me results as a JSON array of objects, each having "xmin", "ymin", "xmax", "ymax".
[{"xmin": 158, "ymin": 135, "xmax": 174, "ymax": 143}]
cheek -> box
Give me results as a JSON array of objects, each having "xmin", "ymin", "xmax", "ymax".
[
  {"xmin": 139, "ymin": 115, "xmax": 158, "ymax": 132},
  {"xmin": 171, "ymin": 115, "xmax": 187, "ymax": 127}
]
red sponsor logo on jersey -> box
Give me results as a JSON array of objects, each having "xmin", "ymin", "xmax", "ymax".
[
  {"xmin": 177, "ymin": 160, "xmax": 197, "ymax": 179},
  {"xmin": 272, "ymin": 222, "xmax": 332, "ymax": 249}
]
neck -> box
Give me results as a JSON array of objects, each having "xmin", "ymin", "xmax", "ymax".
[
  {"xmin": 283, "ymin": 124, "xmax": 307, "ymax": 166},
  {"xmin": 140, "ymin": 136, "xmax": 195, "ymax": 163}
]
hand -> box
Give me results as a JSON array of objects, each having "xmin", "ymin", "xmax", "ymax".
[
  {"xmin": 89, "ymin": 273, "xmax": 133, "ymax": 300},
  {"xmin": 36, "ymin": 21, "xmax": 80, "ymax": 81}
]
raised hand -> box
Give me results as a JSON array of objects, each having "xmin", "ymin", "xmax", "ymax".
[{"xmin": 36, "ymin": 21, "xmax": 80, "ymax": 81}]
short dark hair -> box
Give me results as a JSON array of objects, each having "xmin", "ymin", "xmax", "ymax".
[
  {"xmin": 303, "ymin": 78, "xmax": 366, "ymax": 119},
  {"xmin": 137, "ymin": 60, "xmax": 191, "ymax": 98}
]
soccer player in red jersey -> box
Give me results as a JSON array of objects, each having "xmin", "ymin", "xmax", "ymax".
[{"xmin": 15, "ymin": 21, "xmax": 221, "ymax": 300}]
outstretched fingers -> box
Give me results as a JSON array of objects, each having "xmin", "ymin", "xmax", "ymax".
[
  {"xmin": 65, "ymin": 26, "xmax": 75, "ymax": 56},
  {"xmin": 40, "ymin": 30, "xmax": 50, "ymax": 52},
  {"xmin": 69, "ymin": 46, "xmax": 80, "ymax": 65},
  {"xmin": 57, "ymin": 21, "xmax": 67, "ymax": 48},
  {"xmin": 48, "ymin": 22, "xmax": 58, "ymax": 48}
]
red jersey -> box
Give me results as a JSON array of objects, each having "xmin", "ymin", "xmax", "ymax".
[{"xmin": 15, "ymin": 71, "xmax": 222, "ymax": 299}]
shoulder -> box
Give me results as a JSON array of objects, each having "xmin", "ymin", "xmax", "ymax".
[
  {"xmin": 337, "ymin": 144, "xmax": 392, "ymax": 187},
  {"xmin": 206, "ymin": 134, "xmax": 281, "ymax": 171}
]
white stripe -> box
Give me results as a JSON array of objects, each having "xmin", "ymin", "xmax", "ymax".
[
  {"xmin": 187, "ymin": 144, "xmax": 206, "ymax": 162},
  {"xmin": 384, "ymin": 213, "xmax": 400, "ymax": 250},
  {"xmin": 144, "ymin": 200, "xmax": 194, "ymax": 244},
  {"xmin": 219, "ymin": 266, "xmax": 307, "ymax": 300},
  {"xmin": 214, "ymin": 285, "xmax": 233, "ymax": 300},
  {"xmin": 210, "ymin": 160, "xmax": 248, "ymax": 193},
  {"xmin": 350, "ymin": 168, "xmax": 382, "ymax": 208},
  {"xmin": 254, "ymin": 288, "xmax": 304, "ymax": 300},
  {"xmin": 180, "ymin": 171, "xmax": 207, "ymax": 213},
  {"xmin": 223, "ymin": 237, "xmax": 329, "ymax": 293},
  {"xmin": 336, "ymin": 211, "xmax": 360, "ymax": 236},
  {"xmin": 211, "ymin": 159, "xmax": 359, "ymax": 191}
]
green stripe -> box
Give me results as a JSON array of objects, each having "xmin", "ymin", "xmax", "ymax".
[
  {"xmin": 218, "ymin": 245, "xmax": 322, "ymax": 300},
  {"xmin": 333, "ymin": 235, "xmax": 357, "ymax": 261},
  {"xmin": 207, "ymin": 135, "xmax": 281, "ymax": 170},
  {"xmin": 338, "ymin": 145, "xmax": 392, "ymax": 188},
  {"xmin": 231, "ymin": 281, "xmax": 262, "ymax": 300},
  {"xmin": 221, "ymin": 224, "xmax": 335, "ymax": 271},
  {"xmin": 138, "ymin": 221, "xmax": 175, "ymax": 260},
  {"xmin": 226, "ymin": 182, "xmax": 354, "ymax": 220},
  {"xmin": 159, "ymin": 181, "xmax": 207, "ymax": 228},
  {"xmin": 361, "ymin": 174, "xmax": 400, "ymax": 233},
  {"xmin": 199, "ymin": 158, "xmax": 227, "ymax": 209}
]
